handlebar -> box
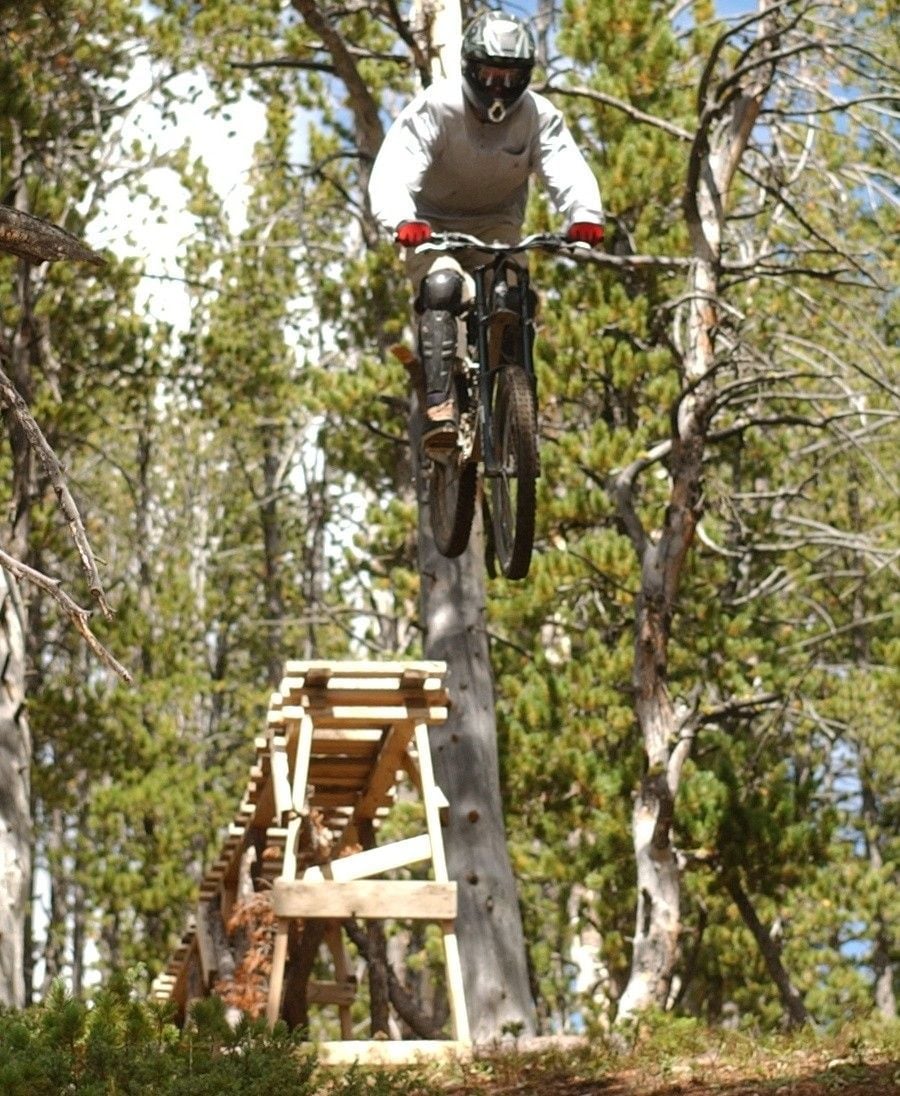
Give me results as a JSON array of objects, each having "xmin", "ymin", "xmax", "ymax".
[{"xmin": 414, "ymin": 232, "xmax": 589, "ymax": 255}]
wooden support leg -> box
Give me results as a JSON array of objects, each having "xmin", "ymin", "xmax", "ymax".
[
  {"xmin": 324, "ymin": 921, "xmax": 354, "ymax": 1039},
  {"xmin": 268, "ymin": 812, "xmax": 304, "ymax": 1028},
  {"xmin": 267, "ymin": 918, "xmax": 289, "ymax": 1027},
  {"xmin": 414, "ymin": 723, "xmax": 470, "ymax": 1043},
  {"xmin": 291, "ymin": 714, "xmax": 314, "ymax": 814}
]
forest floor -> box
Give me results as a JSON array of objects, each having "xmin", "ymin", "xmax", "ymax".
[{"xmin": 413, "ymin": 1026, "xmax": 900, "ymax": 1096}]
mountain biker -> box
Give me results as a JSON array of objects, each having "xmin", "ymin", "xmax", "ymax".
[{"xmin": 368, "ymin": 9, "xmax": 604, "ymax": 457}]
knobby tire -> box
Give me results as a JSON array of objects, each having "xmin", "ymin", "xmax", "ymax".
[
  {"xmin": 429, "ymin": 450, "xmax": 477, "ymax": 558},
  {"xmin": 490, "ymin": 366, "xmax": 538, "ymax": 580}
]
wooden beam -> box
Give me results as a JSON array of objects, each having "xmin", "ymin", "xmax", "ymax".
[
  {"xmin": 301, "ymin": 834, "xmax": 432, "ymax": 883},
  {"xmin": 316, "ymin": 1040, "xmax": 467, "ymax": 1065},
  {"xmin": 195, "ymin": 903, "xmax": 218, "ymax": 988},
  {"xmin": 302, "ymin": 688, "xmax": 449, "ymax": 708},
  {"xmin": 283, "ymin": 659, "xmax": 446, "ymax": 678},
  {"xmin": 306, "ymin": 980, "xmax": 357, "ymax": 1007},
  {"xmin": 291, "ymin": 714, "xmax": 314, "ymax": 814},
  {"xmin": 277, "ymin": 703, "xmax": 448, "ymax": 727},
  {"xmin": 354, "ymin": 722, "xmax": 415, "ymax": 820},
  {"xmin": 308, "ymin": 729, "xmax": 385, "ymax": 756},
  {"xmin": 272, "ymin": 880, "xmax": 457, "ymax": 920}
]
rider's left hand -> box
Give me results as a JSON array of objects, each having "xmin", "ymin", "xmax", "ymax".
[{"xmin": 566, "ymin": 222, "xmax": 604, "ymax": 247}]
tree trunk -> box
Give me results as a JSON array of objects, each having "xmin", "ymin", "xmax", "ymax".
[
  {"xmin": 0, "ymin": 139, "xmax": 36, "ymax": 1007},
  {"xmin": 40, "ymin": 808, "xmax": 68, "ymax": 994},
  {"xmin": 0, "ymin": 570, "xmax": 31, "ymax": 1007},
  {"xmin": 614, "ymin": 528, "xmax": 698, "ymax": 1022},
  {"xmin": 614, "ymin": 3, "xmax": 776, "ymax": 1018},
  {"xmin": 414, "ymin": 415, "xmax": 536, "ymax": 1040},
  {"xmin": 724, "ymin": 872, "xmax": 810, "ymax": 1028}
]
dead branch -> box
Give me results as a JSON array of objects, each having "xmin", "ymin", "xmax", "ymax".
[
  {"xmin": 342, "ymin": 917, "xmax": 445, "ymax": 1038},
  {"xmin": 537, "ymin": 82, "xmax": 693, "ymax": 142},
  {"xmin": 290, "ymin": 0, "xmax": 384, "ymax": 162},
  {"xmin": 0, "ymin": 547, "xmax": 132, "ymax": 683},
  {"xmin": 0, "ymin": 365, "xmax": 114, "ymax": 618},
  {"xmin": 0, "ymin": 206, "xmax": 105, "ymax": 266}
]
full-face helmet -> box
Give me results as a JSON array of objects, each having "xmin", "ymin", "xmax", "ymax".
[{"xmin": 461, "ymin": 11, "xmax": 536, "ymax": 123}]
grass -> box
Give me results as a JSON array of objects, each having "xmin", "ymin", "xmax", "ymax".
[{"xmin": 2, "ymin": 980, "xmax": 897, "ymax": 1095}]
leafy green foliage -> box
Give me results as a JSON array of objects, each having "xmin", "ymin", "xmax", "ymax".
[{"xmin": 0, "ymin": 980, "xmax": 434, "ymax": 1095}]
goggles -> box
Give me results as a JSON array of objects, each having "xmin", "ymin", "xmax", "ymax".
[{"xmin": 471, "ymin": 62, "xmax": 531, "ymax": 103}]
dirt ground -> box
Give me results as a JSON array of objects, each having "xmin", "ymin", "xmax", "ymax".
[
  {"xmin": 435, "ymin": 1037, "xmax": 899, "ymax": 1096},
  {"xmin": 441, "ymin": 1062, "xmax": 897, "ymax": 1096}
]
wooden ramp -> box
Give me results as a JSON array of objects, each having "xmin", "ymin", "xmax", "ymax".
[{"xmin": 152, "ymin": 659, "xmax": 470, "ymax": 1062}]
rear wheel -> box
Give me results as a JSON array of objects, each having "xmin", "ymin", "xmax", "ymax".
[
  {"xmin": 489, "ymin": 366, "xmax": 538, "ymax": 580},
  {"xmin": 429, "ymin": 451, "xmax": 477, "ymax": 558}
]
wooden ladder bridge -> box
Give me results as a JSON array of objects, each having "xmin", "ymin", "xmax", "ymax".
[{"xmin": 151, "ymin": 660, "xmax": 469, "ymax": 1064}]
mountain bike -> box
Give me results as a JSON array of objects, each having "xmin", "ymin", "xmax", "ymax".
[{"xmin": 413, "ymin": 232, "xmax": 583, "ymax": 581}]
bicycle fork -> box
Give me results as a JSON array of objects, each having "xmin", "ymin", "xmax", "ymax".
[{"xmin": 474, "ymin": 265, "xmax": 536, "ymax": 477}]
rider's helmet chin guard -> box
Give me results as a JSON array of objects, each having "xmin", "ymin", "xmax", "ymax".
[{"xmin": 461, "ymin": 10, "xmax": 535, "ymax": 124}]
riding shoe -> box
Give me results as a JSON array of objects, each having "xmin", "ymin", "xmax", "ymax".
[{"xmin": 422, "ymin": 396, "xmax": 458, "ymax": 459}]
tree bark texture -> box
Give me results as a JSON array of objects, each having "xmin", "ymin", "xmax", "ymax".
[
  {"xmin": 0, "ymin": 570, "xmax": 31, "ymax": 1007},
  {"xmin": 724, "ymin": 873, "xmax": 810, "ymax": 1028},
  {"xmin": 282, "ymin": 919, "xmax": 327, "ymax": 1031},
  {"xmin": 342, "ymin": 916, "xmax": 445, "ymax": 1034},
  {"xmin": 413, "ymin": 408, "xmax": 536, "ymax": 1040},
  {"xmin": 0, "ymin": 205, "xmax": 104, "ymax": 266}
]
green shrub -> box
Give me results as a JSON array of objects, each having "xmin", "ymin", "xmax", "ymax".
[{"xmin": 0, "ymin": 979, "xmax": 436, "ymax": 1095}]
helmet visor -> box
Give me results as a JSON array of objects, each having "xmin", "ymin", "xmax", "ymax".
[{"xmin": 471, "ymin": 61, "xmax": 531, "ymax": 104}]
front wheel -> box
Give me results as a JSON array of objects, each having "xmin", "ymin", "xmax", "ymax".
[
  {"xmin": 429, "ymin": 451, "xmax": 477, "ymax": 558},
  {"xmin": 489, "ymin": 366, "xmax": 538, "ymax": 580}
]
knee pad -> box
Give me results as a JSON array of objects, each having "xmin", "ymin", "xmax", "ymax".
[
  {"xmin": 419, "ymin": 310, "xmax": 458, "ymax": 398},
  {"xmin": 418, "ymin": 269, "xmax": 466, "ymax": 314}
]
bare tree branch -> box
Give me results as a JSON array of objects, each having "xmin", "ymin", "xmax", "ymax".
[
  {"xmin": 538, "ymin": 82, "xmax": 693, "ymax": 142},
  {"xmin": 0, "ymin": 547, "xmax": 132, "ymax": 683},
  {"xmin": 0, "ymin": 365, "xmax": 114, "ymax": 619},
  {"xmin": 0, "ymin": 206, "xmax": 105, "ymax": 266}
]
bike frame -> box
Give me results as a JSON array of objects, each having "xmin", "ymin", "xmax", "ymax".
[
  {"xmin": 472, "ymin": 257, "xmax": 535, "ymax": 475},
  {"xmin": 415, "ymin": 232, "xmax": 583, "ymax": 474}
]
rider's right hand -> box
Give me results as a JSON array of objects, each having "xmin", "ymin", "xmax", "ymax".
[{"xmin": 395, "ymin": 220, "xmax": 432, "ymax": 246}]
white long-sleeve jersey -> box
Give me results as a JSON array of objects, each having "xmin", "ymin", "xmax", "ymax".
[{"xmin": 368, "ymin": 77, "xmax": 603, "ymax": 237}]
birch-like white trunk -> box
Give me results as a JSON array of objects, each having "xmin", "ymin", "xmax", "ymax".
[
  {"xmin": 617, "ymin": 6, "xmax": 773, "ymax": 1022},
  {"xmin": 0, "ymin": 570, "xmax": 31, "ymax": 1007}
]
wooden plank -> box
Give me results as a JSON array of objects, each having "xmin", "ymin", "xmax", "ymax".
[
  {"xmin": 266, "ymin": 919, "xmax": 289, "ymax": 1027},
  {"xmin": 301, "ymin": 834, "xmax": 432, "ymax": 883},
  {"xmin": 270, "ymin": 742, "xmax": 292, "ymax": 819},
  {"xmin": 309, "ymin": 759, "xmax": 373, "ymax": 780},
  {"xmin": 195, "ymin": 903, "xmax": 217, "ymax": 987},
  {"xmin": 302, "ymin": 688, "xmax": 449, "ymax": 709},
  {"xmin": 301, "ymin": 665, "xmax": 332, "ymax": 687},
  {"xmin": 283, "ymin": 659, "xmax": 446, "ymax": 678},
  {"xmin": 277, "ymin": 703, "xmax": 448, "ymax": 727},
  {"xmin": 310, "ymin": 773, "xmax": 372, "ymax": 790},
  {"xmin": 323, "ymin": 922, "xmax": 354, "ymax": 1038},
  {"xmin": 415, "ymin": 725, "xmax": 448, "ymax": 883},
  {"xmin": 317, "ymin": 1040, "xmax": 468, "ymax": 1065},
  {"xmin": 306, "ymin": 980, "xmax": 357, "ymax": 1007},
  {"xmin": 355, "ymin": 722, "xmax": 415, "ymax": 820},
  {"xmin": 415, "ymin": 723, "xmax": 469, "ymax": 1042},
  {"xmin": 272, "ymin": 880, "xmax": 457, "ymax": 920},
  {"xmin": 291, "ymin": 714, "xmax": 314, "ymax": 814},
  {"xmin": 308, "ymin": 731, "xmax": 384, "ymax": 757}
]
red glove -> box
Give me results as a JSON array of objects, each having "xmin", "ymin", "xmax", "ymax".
[
  {"xmin": 567, "ymin": 222, "xmax": 604, "ymax": 246},
  {"xmin": 395, "ymin": 220, "xmax": 432, "ymax": 246}
]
